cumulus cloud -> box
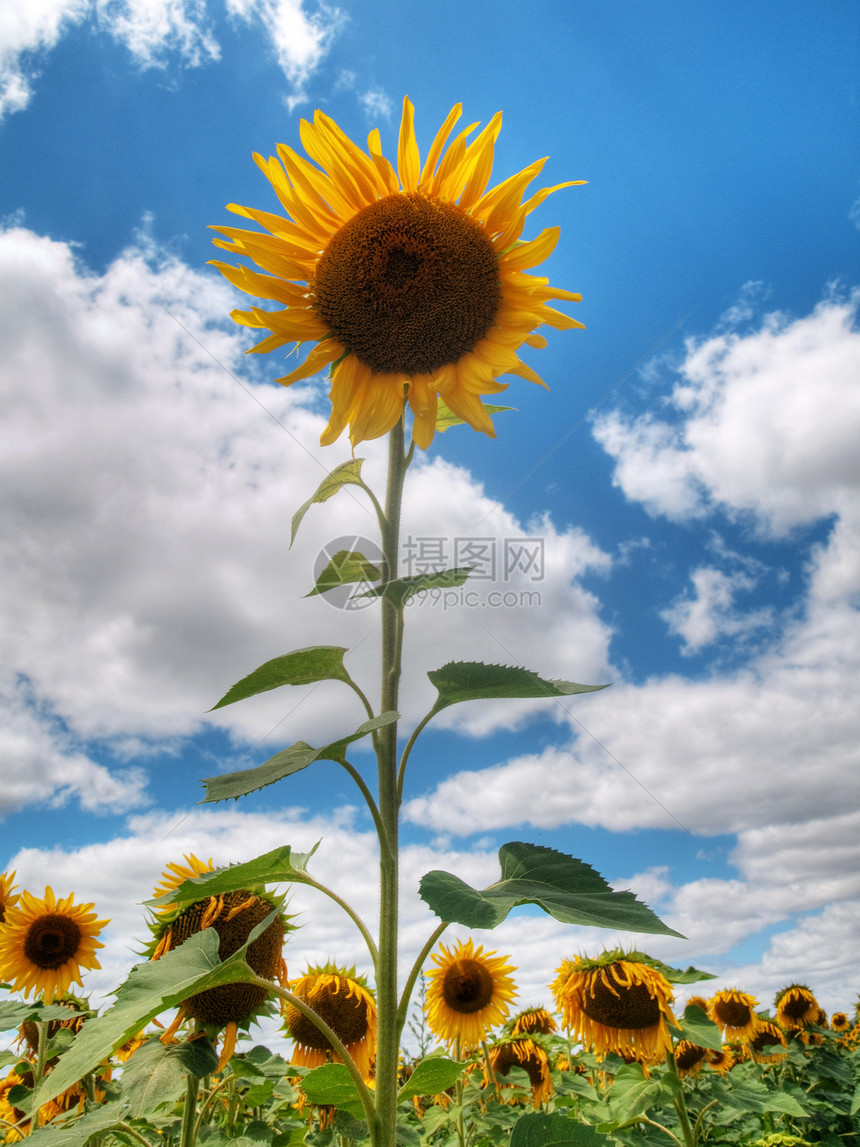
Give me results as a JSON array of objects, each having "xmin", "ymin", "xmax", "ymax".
[
  {"xmin": 98, "ymin": 0, "xmax": 220, "ymax": 68},
  {"xmin": 660, "ymin": 566, "xmax": 772, "ymax": 654},
  {"xmin": 0, "ymin": 0, "xmax": 89, "ymax": 118},
  {"xmin": 358, "ymin": 85, "xmax": 393, "ymax": 121}
]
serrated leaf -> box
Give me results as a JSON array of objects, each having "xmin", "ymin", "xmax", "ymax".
[
  {"xmin": 209, "ymin": 647, "xmax": 351, "ymax": 711},
  {"xmin": 148, "ymin": 845, "xmax": 319, "ymax": 909},
  {"xmin": 25, "ymin": 919, "xmax": 275, "ymax": 1115},
  {"xmin": 291, "ymin": 459, "xmax": 366, "ymax": 546},
  {"xmin": 510, "ymin": 1111, "xmax": 606, "ymax": 1147},
  {"xmin": 26, "ymin": 1103, "xmax": 128, "ymax": 1145},
  {"xmin": 606, "ymin": 1070, "xmax": 664, "ymax": 1124},
  {"xmin": 436, "ymin": 400, "xmax": 516, "ymax": 433},
  {"xmin": 710, "ymin": 1079, "xmax": 809, "ymax": 1120},
  {"xmin": 300, "ymin": 1063, "xmax": 366, "ymax": 1119},
  {"xmin": 361, "ymin": 568, "xmax": 473, "ymax": 608},
  {"xmin": 397, "ymin": 1056, "xmax": 466, "ymax": 1101},
  {"xmin": 117, "ymin": 1037, "xmax": 194, "ymax": 1117},
  {"xmin": 0, "ymin": 1002, "xmax": 91, "ymax": 1032},
  {"xmin": 419, "ymin": 842, "xmax": 684, "ymax": 937},
  {"xmin": 427, "ymin": 662, "xmax": 609, "ymax": 711},
  {"xmin": 674, "ymin": 1004, "xmax": 722, "ymax": 1050},
  {"xmin": 200, "ymin": 713, "xmax": 398, "ymax": 803},
  {"xmin": 306, "ymin": 552, "xmax": 381, "ymax": 597}
]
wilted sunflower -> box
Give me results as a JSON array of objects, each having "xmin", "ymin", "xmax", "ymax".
[
  {"xmin": 149, "ymin": 880, "xmax": 289, "ymax": 1068},
  {"xmin": 684, "ymin": 995, "xmax": 710, "ymax": 1015},
  {"xmin": 705, "ymin": 1046, "xmax": 734, "ymax": 1074},
  {"xmin": 0, "ymin": 888, "xmax": 107, "ymax": 1003},
  {"xmin": 425, "ymin": 938, "xmax": 517, "ymax": 1051},
  {"xmin": 673, "ymin": 1040, "xmax": 707, "ymax": 1078},
  {"xmin": 0, "ymin": 872, "xmax": 19, "ymax": 924},
  {"xmin": 830, "ymin": 1012, "xmax": 850, "ymax": 1032},
  {"xmin": 749, "ymin": 1019, "xmax": 788, "ymax": 1063},
  {"xmin": 551, "ymin": 951, "xmax": 677, "ymax": 1064},
  {"xmin": 284, "ymin": 964, "xmax": 377, "ymax": 1078},
  {"xmin": 488, "ymin": 1037, "xmax": 552, "ymax": 1107},
  {"xmin": 775, "ymin": 984, "xmax": 820, "ymax": 1031},
  {"xmin": 151, "ymin": 854, "xmax": 214, "ymax": 913},
  {"xmin": 211, "ymin": 97, "xmax": 585, "ymax": 449},
  {"xmin": 707, "ymin": 988, "xmax": 760, "ymax": 1043},
  {"xmin": 510, "ymin": 1006, "xmax": 557, "ymax": 1037}
]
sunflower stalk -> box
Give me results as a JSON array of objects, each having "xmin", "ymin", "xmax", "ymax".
[
  {"xmin": 179, "ymin": 1069, "xmax": 200, "ymax": 1147},
  {"xmin": 664, "ymin": 1051, "xmax": 696, "ymax": 1147}
]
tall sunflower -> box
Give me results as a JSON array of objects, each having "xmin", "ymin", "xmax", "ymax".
[
  {"xmin": 707, "ymin": 988, "xmax": 759, "ymax": 1043},
  {"xmin": 424, "ymin": 938, "xmax": 517, "ymax": 1051},
  {"xmin": 0, "ymin": 888, "xmax": 107, "ymax": 1003},
  {"xmin": 211, "ymin": 98, "xmax": 584, "ymax": 449},
  {"xmin": 551, "ymin": 951, "xmax": 677, "ymax": 1064},
  {"xmin": 0, "ymin": 871, "xmax": 19, "ymax": 924},
  {"xmin": 283, "ymin": 964, "xmax": 377, "ymax": 1079}
]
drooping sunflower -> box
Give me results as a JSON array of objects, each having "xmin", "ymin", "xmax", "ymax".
[
  {"xmin": 705, "ymin": 1046, "xmax": 734, "ymax": 1074},
  {"xmin": 0, "ymin": 872, "xmax": 19, "ymax": 924},
  {"xmin": 487, "ymin": 1037, "xmax": 552, "ymax": 1107},
  {"xmin": 509, "ymin": 1006, "xmax": 557, "ymax": 1037},
  {"xmin": 775, "ymin": 984, "xmax": 820, "ymax": 1031},
  {"xmin": 673, "ymin": 1040, "xmax": 707, "ymax": 1077},
  {"xmin": 211, "ymin": 98, "xmax": 585, "ymax": 450},
  {"xmin": 283, "ymin": 964, "xmax": 377, "ymax": 1079},
  {"xmin": 707, "ymin": 988, "xmax": 760, "ymax": 1043},
  {"xmin": 424, "ymin": 938, "xmax": 517, "ymax": 1051},
  {"xmin": 551, "ymin": 951, "xmax": 677, "ymax": 1064},
  {"xmin": 0, "ymin": 888, "xmax": 107, "ymax": 1003},
  {"xmin": 749, "ymin": 1019, "xmax": 788, "ymax": 1063},
  {"xmin": 151, "ymin": 854, "xmax": 214, "ymax": 913},
  {"xmin": 830, "ymin": 1011, "xmax": 850, "ymax": 1033}
]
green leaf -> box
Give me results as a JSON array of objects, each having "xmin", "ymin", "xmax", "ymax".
[
  {"xmin": 300, "ymin": 1063, "xmax": 366, "ymax": 1119},
  {"xmin": 148, "ymin": 845, "xmax": 319, "ymax": 909},
  {"xmin": 419, "ymin": 841, "xmax": 684, "ymax": 937},
  {"xmin": 0, "ymin": 1002, "xmax": 91, "ymax": 1032},
  {"xmin": 710, "ymin": 1079, "xmax": 809, "ymax": 1120},
  {"xmin": 200, "ymin": 712, "xmax": 398, "ymax": 803},
  {"xmin": 427, "ymin": 662, "xmax": 609, "ymax": 711},
  {"xmin": 397, "ymin": 1056, "xmax": 466, "ymax": 1101},
  {"xmin": 209, "ymin": 647, "xmax": 352, "ymax": 710},
  {"xmin": 362, "ymin": 568, "xmax": 473, "ymax": 608},
  {"xmin": 510, "ymin": 1111, "xmax": 606, "ymax": 1147},
  {"xmin": 436, "ymin": 400, "xmax": 516, "ymax": 433},
  {"xmin": 25, "ymin": 1104, "xmax": 129, "ymax": 1145},
  {"xmin": 291, "ymin": 458, "xmax": 366, "ymax": 546},
  {"xmin": 116, "ymin": 1037, "xmax": 195, "ymax": 1117},
  {"xmin": 306, "ymin": 552, "xmax": 381, "ymax": 597},
  {"xmin": 674, "ymin": 1004, "xmax": 722, "ymax": 1050},
  {"xmin": 606, "ymin": 1067, "xmax": 664, "ymax": 1124},
  {"xmin": 25, "ymin": 920, "xmax": 274, "ymax": 1115}
]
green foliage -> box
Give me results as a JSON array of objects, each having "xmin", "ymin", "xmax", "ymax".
[
  {"xmin": 300, "ymin": 1063, "xmax": 366, "ymax": 1119},
  {"xmin": 147, "ymin": 846, "xmax": 319, "ymax": 909},
  {"xmin": 426, "ymin": 662, "xmax": 609, "ymax": 711},
  {"xmin": 509, "ymin": 1111, "xmax": 607, "ymax": 1146},
  {"xmin": 361, "ymin": 568, "xmax": 474, "ymax": 608},
  {"xmin": 290, "ymin": 458, "xmax": 367, "ymax": 545},
  {"xmin": 306, "ymin": 551, "xmax": 381, "ymax": 597},
  {"xmin": 397, "ymin": 1057, "xmax": 466, "ymax": 1101},
  {"xmin": 419, "ymin": 841, "xmax": 685, "ymax": 937},
  {"xmin": 209, "ymin": 647, "xmax": 353, "ymax": 711}
]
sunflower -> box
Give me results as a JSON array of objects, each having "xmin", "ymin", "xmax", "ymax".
[
  {"xmin": 0, "ymin": 888, "xmax": 107, "ymax": 1003},
  {"xmin": 551, "ymin": 951, "xmax": 677, "ymax": 1064},
  {"xmin": 705, "ymin": 1046, "xmax": 734, "ymax": 1074},
  {"xmin": 830, "ymin": 1012, "xmax": 850, "ymax": 1033},
  {"xmin": 424, "ymin": 938, "xmax": 517, "ymax": 1051},
  {"xmin": 684, "ymin": 995, "xmax": 710, "ymax": 1015},
  {"xmin": 151, "ymin": 854, "xmax": 214, "ymax": 913},
  {"xmin": 0, "ymin": 872, "xmax": 19, "ymax": 924},
  {"xmin": 284, "ymin": 965, "xmax": 377, "ymax": 1079},
  {"xmin": 509, "ymin": 1006, "xmax": 557, "ymax": 1037},
  {"xmin": 487, "ymin": 1037, "xmax": 552, "ymax": 1107},
  {"xmin": 707, "ymin": 988, "xmax": 759, "ymax": 1042},
  {"xmin": 749, "ymin": 1019, "xmax": 788, "ymax": 1063},
  {"xmin": 211, "ymin": 98, "xmax": 584, "ymax": 450},
  {"xmin": 19, "ymin": 994, "xmax": 89, "ymax": 1059},
  {"xmin": 673, "ymin": 1040, "xmax": 707, "ymax": 1078},
  {"xmin": 775, "ymin": 984, "xmax": 820, "ymax": 1031}
]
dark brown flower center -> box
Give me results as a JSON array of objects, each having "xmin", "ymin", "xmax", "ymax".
[
  {"xmin": 442, "ymin": 957, "xmax": 495, "ymax": 1015},
  {"xmin": 713, "ymin": 997, "xmax": 752, "ymax": 1029},
  {"xmin": 512, "ymin": 1009, "xmax": 555, "ymax": 1036},
  {"xmin": 313, "ymin": 193, "xmax": 501, "ymax": 376},
  {"xmin": 581, "ymin": 970, "xmax": 661, "ymax": 1030},
  {"xmin": 780, "ymin": 991, "xmax": 815, "ymax": 1020},
  {"xmin": 751, "ymin": 1025, "xmax": 785, "ymax": 1053},
  {"xmin": 675, "ymin": 1042, "xmax": 706, "ymax": 1071},
  {"xmin": 287, "ymin": 980, "xmax": 370, "ymax": 1050},
  {"xmin": 24, "ymin": 914, "xmax": 81, "ymax": 969},
  {"xmin": 493, "ymin": 1041, "xmax": 544, "ymax": 1087}
]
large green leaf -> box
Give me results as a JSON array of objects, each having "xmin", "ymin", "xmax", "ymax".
[
  {"xmin": 361, "ymin": 568, "xmax": 473, "ymax": 608},
  {"xmin": 604, "ymin": 1065, "xmax": 665, "ymax": 1124},
  {"xmin": 397, "ymin": 1056, "xmax": 466, "ymax": 1101},
  {"xmin": 148, "ymin": 846, "xmax": 318, "ymax": 910},
  {"xmin": 427, "ymin": 662, "xmax": 608, "ymax": 711},
  {"xmin": 26, "ymin": 1104, "xmax": 132, "ymax": 1145},
  {"xmin": 299, "ymin": 1063, "xmax": 366, "ymax": 1119},
  {"xmin": 673, "ymin": 1004, "xmax": 722, "ymax": 1050},
  {"xmin": 209, "ymin": 647, "xmax": 351, "ymax": 711},
  {"xmin": 291, "ymin": 458, "xmax": 367, "ymax": 546},
  {"xmin": 0, "ymin": 1002, "xmax": 92, "ymax": 1032},
  {"xmin": 419, "ymin": 842, "xmax": 684, "ymax": 937},
  {"xmin": 24, "ymin": 920, "xmax": 275, "ymax": 1115},
  {"xmin": 510, "ymin": 1112, "xmax": 606, "ymax": 1147},
  {"xmin": 710, "ymin": 1079, "xmax": 809, "ymax": 1120},
  {"xmin": 200, "ymin": 712, "xmax": 398, "ymax": 803},
  {"xmin": 117, "ymin": 1036, "xmax": 211, "ymax": 1118},
  {"xmin": 305, "ymin": 551, "xmax": 381, "ymax": 597}
]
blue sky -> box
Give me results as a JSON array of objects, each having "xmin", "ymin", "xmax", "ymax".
[{"xmin": 1, "ymin": 0, "xmax": 860, "ymax": 1040}]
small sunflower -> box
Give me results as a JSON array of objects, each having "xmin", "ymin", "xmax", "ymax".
[
  {"xmin": 424, "ymin": 938, "xmax": 517, "ymax": 1051},
  {"xmin": 673, "ymin": 1040, "xmax": 707, "ymax": 1078},
  {"xmin": 211, "ymin": 98, "xmax": 584, "ymax": 450},
  {"xmin": 284, "ymin": 965, "xmax": 377, "ymax": 1079},
  {"xmin": 0, "ymin": 888, "xmax": 107, "ymax": 1003},
  {"xmin": 19, "ymin": 994, "xmax": 89, "ymax": 1058},
  {"xmin": 705, "ymin": 1046, "xmax": 734, "ymax": 1074},
  {"xmin": 551, "ymin": 951, "xmax": 677, "ymax": 1064},
  {"xmin": 509, "ymin": 1006, "xmax": 557, "ymax": 1037},
  {"xmin": 488, "ymin": 1037, "xmax": 552, "ymax": 1107},
  {"xmin": 0, "ymin": 872, "xmax": 19, "ymax": 924},
  {"xmin": 707, "ymin": 988, "xmax": 760, "ymax": 1042},
  {"xmin": 830, "ymin": 1012, "xmax": 850, "ymax": 1032},
  {"xmin": 775, "ymin": 984, "xmax": 820, "ymax": 1031},
  {"xmin": 151, "ymin": 854, "xmax": 214, "ymax": 913},
  {"xmin": 684, "ymin": 995, "xmax": 710, "ymax": 1015},
  {"xmin": 749, "ymin": 1019, "xmax": 788, "ymax": 1063}
]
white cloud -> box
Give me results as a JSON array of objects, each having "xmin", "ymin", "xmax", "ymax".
[
  {"xmin": 0, "ymin": 0, "xmax": 89, "ymax": 118},
  {"xmin": 358, "ymin": 86, "xmax": 392, "ymax": 121},
  {"xmin": 660, "ymin": 565, "xmax": 772, "ymax": 654},
  {"xmin": 97, "ymin": 0, "xmax": 220, "ymax": 68}
]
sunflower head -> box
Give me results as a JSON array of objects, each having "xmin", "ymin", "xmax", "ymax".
[
  {"xmin": 148, "ymin": 884, "xmax": 290, "ymax": 1030},
  {"xmin": 0, "ymin": 872, "xmax": 19, "ymax": 924},
  {"xmin": 550, "ymin": 950, "xmax": 677, "ymax": 1064},
  {"xmin": 151, "ymin": 854, "xmax": 214, "ymax": 914},
  {"xmin": 488, "ymin": 1037, "xmax": 552, "ymax": 1107},
  {"xmin": 705, "ymin": 1046, "xmax": 734, "ymax": 1074},
  {"xmin": 284, "ymin": 964, "xmax": 377, "ymax": 1079},
  {"xmin": 211, "ymin": 97, "xmax": 585, "ymax": 450},
  {"xmin": 19, "ymin": 993, "xmax": 90, "ymax": 1058},
  {"xmin": 673, "ymin": 1040, "xmax": 707, "ymax": 1077},
  {"xmin": 707, "ymin": 988, "xmax": 760, "ymax": 1042},
  {"xmin": 830, "ymin": 1012, "xmax": 850, "ymax": 1033},
  {"xmin": 749, "ymin": 1019, "xmax": 788, "ymax": 1063},
  {"xmin": 509, "ymin": 1006, "xmax": 557, "ymax": 1037},
  {"xmin": 774, "ymin": 984, "xmax": 820, "ymax": 1030},
  {"xmin": 424, "ymin": 938, "xmax": 517, "ymax": 1052},
  {"xmin": 0, "ymin": 888, "xmax": 107, "ymax": 1004},
  {"xmin": 684, "ymin": 995, "xmax": 710, "ymax": 1015}
]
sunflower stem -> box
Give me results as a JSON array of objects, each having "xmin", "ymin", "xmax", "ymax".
[
  {"xmin": 301, "ymin": 871, "xmax": 380, "ymax": 969},
  {"xmin": 395, "ymin": 921, "xmax": 448, "ymax": 1033},
  {"xmin": 481, "ymin": 1040, "xmax": 501, "ymax": 1103},
  {"xmin": 180, "ymin": 1070, "xmax": 200, "ymax": 1147},
  {"xmin": 664, "ymin": 1052, "xmax": 696, "ymax": 1147},
  {"xmin": 454, "ymin": 1036, "xmax": 466, "ymax": 1147},
  {"xmin": 396, "ymin": 704, "xmax": 441, "ymax": 801}
]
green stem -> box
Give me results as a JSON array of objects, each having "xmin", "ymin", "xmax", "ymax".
[
  {"xmin": 396, "ymin": 921, "xmax": 448, "ymax": 1033},
  {"xmin": 454, "ymin": 1037, "xmax": 466, "ymax": 1147},
  {"xmin": 396, "ymin": 705, "xmax": 440, "ymax": 801},
  {"xmin": 116, "ymin": 1123, "xmax": 160, "ymax": 1147},
  {"xmin": 374, "ymin": 416, "xmax": 409, "ymax": 1147},
  {"xmin": 344, "ymin": 676, "xmax": 377, "ymax": 724},
  {"xmin": 664, "ymin": 1053, "xmax": 696, "ymax": 1147},
  {"xmin": 337, "ymin": 759, "xmax": 388, "ymax": 855},
  {"xmin": 481, "ymin": 1041, "xmax": 501, "ymax": 1103},
  {"xmin": 302, "ymin": 871, "xmax": 380, "ymax": 969},
  {"xmin": 179, "ymin": 1072, "xmax": 200, "ymax": 1147}
]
